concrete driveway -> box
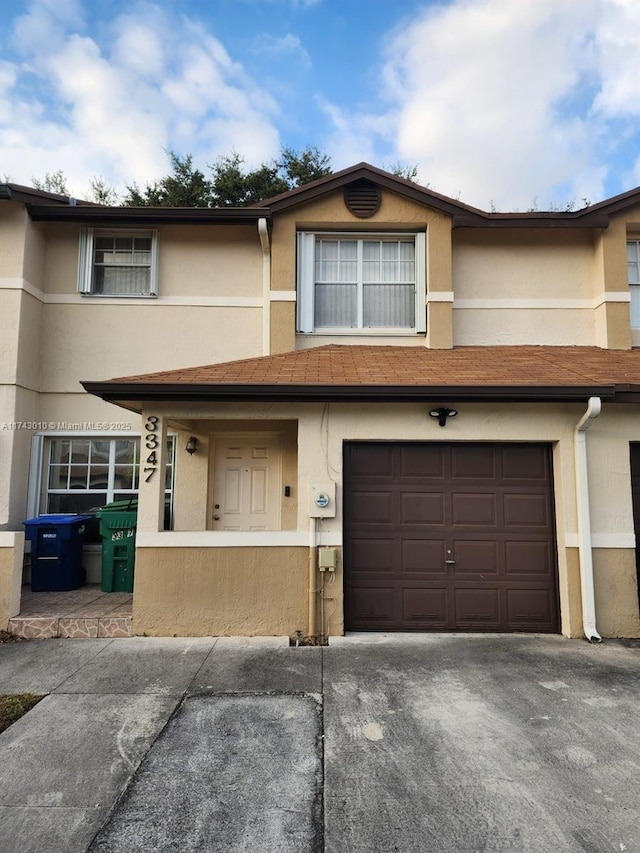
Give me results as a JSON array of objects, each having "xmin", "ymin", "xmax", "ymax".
[{"xmin": 0, "ymin": 634, "xmax": 639, "ymax": 853}]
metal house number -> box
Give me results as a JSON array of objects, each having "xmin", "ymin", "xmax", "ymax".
[{"xmin": 143, "ymin": 415, "xmax": 160, "ymax": 482}]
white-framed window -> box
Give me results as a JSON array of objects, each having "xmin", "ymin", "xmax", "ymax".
[
  {"xmin": 77, "ymin": 228, "xmax": 158, "ymax": 296},
  {"xmin": 297, "ymin": 232, "xmax": 426, "ymax": 333},
  {"xmin": 628, "ymin": 240, "xmax": 640, "ymax": 328},
  {"xmin": 33, "ymin": 436, "xmax": 174, "ymax": 539}
]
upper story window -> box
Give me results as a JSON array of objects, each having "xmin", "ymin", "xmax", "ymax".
[
  {"xmin": 297, "ymin": 232, "xmax": 426, "ymax": 333},
  {"xmin": 628, "ymin": 240, "xmax": 640, "ymax": 327},
  {"xmin": 78, "ymin": 228, "xmax": 158, "ymax": 297}
]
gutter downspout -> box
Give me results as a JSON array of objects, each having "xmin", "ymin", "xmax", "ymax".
[
  {"xmin": 308, "ymin": 517, "xmax": 318, "ymax": 638},
  {"xmin": 258, "ymin": 218, "xmax": 270, "ymax": 356},
  {"xmin": 574, "ymin": 397, "xmax": 602, "ymax": 642}
]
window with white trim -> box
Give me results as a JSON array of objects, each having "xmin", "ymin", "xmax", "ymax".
[
  {"xmin": 628, "ymin": 240, "xmax": 640, "ymax": 328},
  {"xmin": 297, "ymin": 232, "xmax": 426, "ymax": 333},
  {"xmin": 40, "ymin": 437, "xmax": 174, "ymax": 537},
  {"xmin": 78, "ymin": 229, "xmax": 158, "ymax": 296}
]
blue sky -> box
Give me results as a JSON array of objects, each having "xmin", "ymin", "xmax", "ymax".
[{"xmin": 0, "ymin": 0, "xmax": 638, "ymax": 209}]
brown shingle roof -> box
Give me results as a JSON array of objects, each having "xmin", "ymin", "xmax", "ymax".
[{"xmin": 83, "ymin": 345, "xmax": 640, "ymax": 405}]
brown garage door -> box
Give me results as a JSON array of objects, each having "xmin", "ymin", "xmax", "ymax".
[{"xmin": 344, "ymin": 443, "xmax": 558, "ymax": 632}]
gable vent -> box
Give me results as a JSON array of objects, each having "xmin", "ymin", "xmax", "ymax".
[{"xmin": 344, "ymin": 180, "xmax": 381, "ymax": 218}]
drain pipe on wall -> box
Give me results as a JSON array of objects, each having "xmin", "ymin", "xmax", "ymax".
[
  {"xmin": 574, "ymin": 396, "xmax": 602, "ymax": 643},
  {"xmin": 258, "ymin": 218, "xmax": 270, "ymax": 356}
]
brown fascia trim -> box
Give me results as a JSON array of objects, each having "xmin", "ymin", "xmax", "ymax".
[
  {"xmin": 263, "ymin": 165, "xmax": 484, "ymax": 218},
  {"xmin": 82, "ymin": 381, "xmax": 621, "ymax": 405},
  {"xmin": 26, "ymin": 205, "xmax": 271, "ymax": 225},
  {"xmin": 0, "ymin": 183, "xmax": 98, "ymax": 206},
  {"xmin": 259, "ymin": 163, "xmax": 619, "ymax": 229},
  {"xmin": 453, "ymin": 213, "xmax": 610, "ymax": 229}
]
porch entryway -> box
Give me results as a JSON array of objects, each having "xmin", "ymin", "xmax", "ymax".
[{"xmin": 7, "ymin": 585, "xmax": 132, "ymax": 639}]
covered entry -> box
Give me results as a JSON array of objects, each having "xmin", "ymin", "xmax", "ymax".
[{"xmin": 344, "ymin": 442, "xmax": 558, "ymax": 632}]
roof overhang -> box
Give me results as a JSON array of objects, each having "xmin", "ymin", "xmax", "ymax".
[
  {"xmin": 82, "ymin": 381, "xmax": 624, "ymax": 408},
  {"xmin": 26, "ymin": 205, "xmax": 270, "ymax": 225}
]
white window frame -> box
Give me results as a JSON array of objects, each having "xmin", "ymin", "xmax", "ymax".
[
  {"xmin": 297, "ymin": 231, "xmax": 426, "ymax": 334},
  {"xmin": 28, "ymin": 434, "xmax": 175, "ymax": 523},
  {"xmin": 628, "ymin": 240, "xmax": 640, "ymax": 328},
  {"xmin": 77, "ymin": 228, "xmax": 159, "ymax": 297}
]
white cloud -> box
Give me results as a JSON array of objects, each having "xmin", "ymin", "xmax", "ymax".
[
  {"xmin": 1, "ymin": 1, "xmax": 281, "ymax": 197},
  {"xmin": 253, "ymin": 33, "xmax": 312, "ymax": 69},
  {"xmin": 322, "ymin": 0, "xmax": 639, "ymax": 209}
]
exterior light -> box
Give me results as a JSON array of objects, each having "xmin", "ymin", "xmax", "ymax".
[
  {"xmin": 185, "ymin": 436, "xmax": 198, "ymax": 455},
  {"xmin": 429, "ymin": 407, "xmax": 458, "ymax": 427}
]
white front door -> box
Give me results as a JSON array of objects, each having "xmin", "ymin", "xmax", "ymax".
[{"xmin": 211, "ymin": 436, "xmax": 281, "ymax": 531}]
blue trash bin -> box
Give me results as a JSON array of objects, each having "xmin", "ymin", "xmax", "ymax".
[{"xmin": 23, "ymin": 514, "xmax": 91, "ymax": 592}]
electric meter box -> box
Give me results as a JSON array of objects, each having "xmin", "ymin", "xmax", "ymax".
[{"xmin": 309, "ymin": 482, "xmax": 336, "ymax": 518}]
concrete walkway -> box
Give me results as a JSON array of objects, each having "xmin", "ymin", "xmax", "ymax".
[{"xmin": 1, "ymin": 634, "xmax": 639, "ymax": 852}]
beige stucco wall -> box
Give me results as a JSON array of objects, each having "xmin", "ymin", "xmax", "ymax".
[
  {"xmin": 0, "ymin": 386, "xmax": 39, "ymax": 528},
  {"xmin": 40, "ymin": 304, "xmax": 262, "ymax": 390},
  {"xmin": 454, "ymin": 307, "xmax": 595, "ymax": 346},
  {"xmin": 593, "ymin": 549, "xmax": 640, "ymax": 637},
  {"xmin": 0, "ymin": 535, "xmax": 24, "ymax": 629},
  {"xmin": 453, "ymin": 229, "xmax": 596, "ymax": 300},
  {"xmin": 40, "ymin": 222, "xmax": 262, "ymax": 298},
  {"xmin": 452, "ymin": 229, "xmax": 606, "ymax": 346},
  {"xmin": 132, "ymin": 546, "xmax": 309, "ymax": 636}
]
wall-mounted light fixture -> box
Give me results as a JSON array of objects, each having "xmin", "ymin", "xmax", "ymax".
[
  {"xmin": 185, "ymin": 436, "xmax": 198, "ymax": 455},
  {"xmin": 429, "ymin": 407, "xmax": 458, "ymax": 427}
]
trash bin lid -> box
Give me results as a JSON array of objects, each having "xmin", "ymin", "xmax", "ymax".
[
  {"xmin": 23, "ymin": 514, "xmax": 92, "ymax": 526},
  {"xmin": 97, "ymin": 499, "xmax": 138, "ymax": 514}
]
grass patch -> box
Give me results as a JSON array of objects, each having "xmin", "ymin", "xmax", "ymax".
[{"xmin": 0, "ymin": 694, "xmax": 44, "ymax": 734}]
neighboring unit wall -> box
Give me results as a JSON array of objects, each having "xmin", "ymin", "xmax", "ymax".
[{"xmin": 452, "ymin": 229, "xmax": 598, "ymax": 346}]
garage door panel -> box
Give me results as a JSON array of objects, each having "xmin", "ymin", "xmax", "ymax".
[
  {"xmin": 402, "ymin": 539, "xmax": 446, "ymax": 573},
  {"xmin": 504, "ymin": 494, "xmax": 550, "ymax": 526},
  {"xmin": 502, "ymin": 445, "xmax": 549, "ymax": 480},
  {"xmin": 451, "ymin": 493, "xmax": 497, "ymax": 526},
  {"xmin": 348, "ymin": 491, "xmax": 393, "ymax": 524},
  {"xmin": 401, "ymin": 492, "xmax": 445, "ymax": 525},
  {"xmin": 505, "ymin": 541, "xmax": 553, "ymax": 576},
  {"xmin": 347, "ymin": 444, "xmax": 394, "ymax": 478},
  {"xmin": 402, "ymin": 588, "xmax": 448, "ymax": 626},
  {"xmin": 400, "ymin": 445, "xmax": 445, "ymax": 478},
  {"xmin": 455, "ymin": 588, "xmax": 500, "ymax": 628},
  {"xmin": 506, "ymin": 589, "xmax": 555, "ymax": 630},
  {"xmin": 348, "ymin": 587, "xmax": 397, "ymax": 625},
  {"xmin": 451, "ymin": 540, "xmax": 499, "ymax": 575},
  {"xmin": 451, "ymin": 445, "xmax": 496, "ymax": 480},
  {"xmin": 349, "ymin": 539, "xmax": 396, "ymax": 574},
  {"xmin": 344, "ymin": 442, "xmax": 558, "ymax": 633}
]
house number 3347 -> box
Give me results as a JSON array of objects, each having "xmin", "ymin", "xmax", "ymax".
[{"xmin": 143, "ymin": 415, "xmax": 160, "ymax": 482}]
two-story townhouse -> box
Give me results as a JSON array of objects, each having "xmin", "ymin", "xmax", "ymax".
[{"xmin": 2, "ymin": 163, "xmax": 640, "ymax": 641}]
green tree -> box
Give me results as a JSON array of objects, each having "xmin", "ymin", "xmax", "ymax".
[
  {"xmin": 88, "ymin": 176, "xmax": 119, "ymax": 205},
  {"xmin": 123, "ymin": 147, "xmax": 334, "ymax": 208},
  {"xmin": 31, "ymin": 170, "xmax": 70, "ymax": 195},
  {"xmin": 123, "ymin": 152, "xmax": 212, "ymax": 207}
]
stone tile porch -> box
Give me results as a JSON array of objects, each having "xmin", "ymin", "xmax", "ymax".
[{"xmin": 7, "ymin": 585, "xmax": 133, "ymax": 639}]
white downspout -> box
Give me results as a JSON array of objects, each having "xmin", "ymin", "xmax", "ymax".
[
  {"xmin": 258, "ymin": 218, "xmax": 270, "ymax": 356},
  {"xmin": 574, "ymin": 397, "xmax": 602, "ymax": 642}
]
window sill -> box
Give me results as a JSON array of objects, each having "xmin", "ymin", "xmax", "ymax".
[
  {"xmin": 297, "ymin": 329, "xmax": 422, "ymax": 336},
  {"xmin": 80, "ymin": 293, "xmax": 158, "ymax": 299}
]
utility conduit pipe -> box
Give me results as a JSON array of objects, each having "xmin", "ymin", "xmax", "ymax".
[
  {"xmin": 574, "ymin": 396, "xmax": 602, "ymax": 642},
  {"xmin": 308, "ymin": 516, "xmax": 318, "ymax": 638}
]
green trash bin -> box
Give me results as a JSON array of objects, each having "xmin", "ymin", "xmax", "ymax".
[{"xmin": 97, "ymin": 499, "xmax": 138, "ymax": 593}]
